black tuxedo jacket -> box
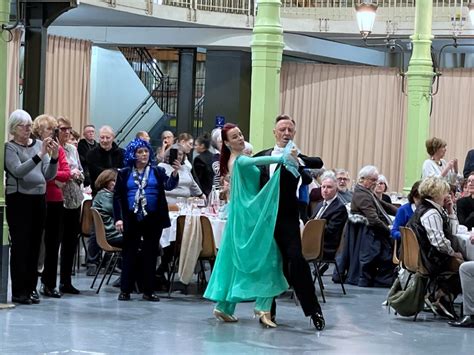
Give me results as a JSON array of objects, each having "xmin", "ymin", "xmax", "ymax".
[
  {"xmin": 254, "ymin": 148, "xmax": 323, "ymax": 228},
  {"xmin": 311, "ymin": 196, "xmax": 348, "ymax": 259}
]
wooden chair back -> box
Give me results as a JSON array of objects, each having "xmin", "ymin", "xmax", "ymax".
[
  {"xmin": 400, "ymin": 226, "xmax": 427, "ymax": 274},
  {"xmin": 90, "ymin": 208, "xmax": 121, "ymax": 253},
  {"xmin": 301, "ymin": 219, "xmax": 326, "ymax": 261},
  {"xmin": 392, "ymin": 239, "xmax": 400, "ymax": 265},
  {"xmin": 199, "ymin": 216, "xmax": 217, "ymax": 258},
  {"xmin": 81, "ymin": 199, "xmax": 93, "ymax": 236},
  {"xmin": 168, "ymin": 204, "xmax": 179, "ymax": 212}
]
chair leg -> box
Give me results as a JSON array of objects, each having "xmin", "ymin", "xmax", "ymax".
[
  {"xmin": 81, "ymin": 235, "xmax": 88, "ymax": 266},
  {"xmin": 90, "ymin": 251, "xmax": 105, "ymax": 289},
  {"xmin": 333, "ymin": 262, "xmax": 346, "ymax": 295},
  {"xmin": 106, "ymin": 254, "xmax": 120, "ymax": 285},
  {"xmin": 168, "ymin": 256, "xmax": 178, "ymax": 297},
  {"xmin": 313, "ymin": 261, "xmax": 326, "ymax": 303},
  {"xmin": 96, "ymin": 252, "xmax": 115, "ymax": 294}
]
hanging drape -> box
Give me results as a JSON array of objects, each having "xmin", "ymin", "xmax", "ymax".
[
  {"xmin": 280, "ymin": 62, "xmax": 408, "ymax": 191},
  {"xmin": 430, "ymin": 68, "xmax": 474, "ymax": 177},
  {"xmin": 5, "ymin": 28, "xmax": 22, "ymax": 140},
  {"xmin": 45, "ymin": 35, "xmax": 91, "ymax": 132}
]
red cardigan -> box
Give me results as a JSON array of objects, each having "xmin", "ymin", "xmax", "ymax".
[{"xmin": 46, "ymin": 146, "xmax": 71, "ymax": 202}]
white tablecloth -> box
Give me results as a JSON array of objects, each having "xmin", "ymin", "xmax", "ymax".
[
  {"xmin": 160, "ymin": 213, "xmax": 226, "ymax": 248},
  {"xmin": 455, "ymin": 233, "xmax": 474, "ymax": 261}
]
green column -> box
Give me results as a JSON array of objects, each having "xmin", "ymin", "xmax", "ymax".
[
  {"xmin": 0, "ymin": 0, "xmax": 13, "ymax": 307},
  {"xmin": 249, "ymin": 0, "xmax": 284, "ymax": 151},
  {"xmin": 403, "ymin": 0, "xmax": 434, "ymax": 192}
]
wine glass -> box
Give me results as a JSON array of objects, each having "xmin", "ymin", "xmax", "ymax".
[{"xmin": 176, "ymin": 197, "xmax": 185, "ymax": 214}]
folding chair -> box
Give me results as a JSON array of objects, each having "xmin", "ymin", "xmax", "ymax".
[
  {"xmin": 73, "ymin": 199, "xmax": 93, "ymax": 274},
  {"xmin": 196, "ymin": 216, "xmax": 217, "ymax": 290}
]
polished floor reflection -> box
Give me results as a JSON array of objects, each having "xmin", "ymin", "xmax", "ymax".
[{"xmin": 1, "ymin": 268, "xmax": 474, "ymax": 354}]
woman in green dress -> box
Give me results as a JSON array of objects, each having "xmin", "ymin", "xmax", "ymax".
[{"xmin": 204, "ymin": 123, "xmax": 298, "ymax": 328}]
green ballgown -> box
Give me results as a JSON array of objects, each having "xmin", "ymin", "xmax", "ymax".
[{"xmin": 203, "ymin": 154, "xmax": 289, "ymax": 313}]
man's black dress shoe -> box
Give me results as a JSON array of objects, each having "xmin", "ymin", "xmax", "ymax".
[
  {"xmin": 311, "ymin": 312, "xmax": 325, "ymax": 331},
  {"xmin": 40, "ymin": 284, "xmax": 62, "ymax": 298},
  {"xmin": 448, "ymin": 315, "xmax": 474, "ymax": 328},
  {"xmin": 143, "ymin": 293, "xmax": 160, "ymax": 302},
  {"xmin": 118, "ymin": 292, "xmax": 131, "ymax": 301},
  {"xmin": 59, "ymin": 284, "xmax": 80, "ymax": 295},
  {"xmin": 12, "ymin": 295, "xmax": 33, "ymax": 305}
]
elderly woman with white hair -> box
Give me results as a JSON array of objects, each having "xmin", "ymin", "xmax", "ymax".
[
  {"xmin": 374, "ymin": 175, "xmax": 392, "ymax": 204},
  {"xmin": 5, "ymin": 109, "xmax": 59, "ymax": 305}
]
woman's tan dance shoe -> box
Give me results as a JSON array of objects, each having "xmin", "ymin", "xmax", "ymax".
[
  {"xmin": 213, "ymin": 309, "xmax": 239, "ymax": 322},
  {"xmin": 254, "ymin": 310, "xmax": 277, "ymax": 328}
]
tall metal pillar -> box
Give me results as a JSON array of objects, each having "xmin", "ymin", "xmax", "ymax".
[
  {"xmin": 22, "ymin": 0, "xmax": 77, "ymax": 118},
  {"xmin": 249, "ymin": 0, "xmax": 284, "ymax": 152},
  {"xmin": 0, "ymin": 0, "xmax": 13, "ymax": 308},
  {"xmin": 176, "ymin": 48, "xmax": 197, "ymax": 136},
  {"xmin": 403, "ymin": 0, "xmax": 434, "ymax": 191}
]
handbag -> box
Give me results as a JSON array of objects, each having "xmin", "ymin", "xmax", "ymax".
[{"xmin": 63, "ymin": 179, "xmax": 84, "ymax": 209}]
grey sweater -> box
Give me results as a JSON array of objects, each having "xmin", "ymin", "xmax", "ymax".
[{"xmin": 5, "ymin": 139, "xmax": 58, "ymax": 195}]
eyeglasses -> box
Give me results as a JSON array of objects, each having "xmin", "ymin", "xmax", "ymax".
[
  {"xmin": 337, "ymin": 177, "xmax": 349, "ymax": 182},
  {"xmin": 365, "ymin": 177, "xmax": 378, "ymax": 182},
  {"xmin": 59, "ymin": 127, "xmax": 72, "ymax": 132},
  {"xmin": 376, "ymin": 182, "xmax": 386, "ymax": 186},
  {"xmin": 17, "ymin": 124, "xmax": 32, "ymax": 129}
]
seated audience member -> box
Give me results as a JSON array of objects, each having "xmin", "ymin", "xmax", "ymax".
[
  {"xmin": 156, "ymin": 130, "xmax": 175, "ymax": 163},
  {"xmin": 178, "ymin": 133, "xmax": 194, "ymax": 169},
  {"xmin": 456, "ymin": 172, "xmax": 474, "ymax": 230},
  {"xmin": 375, "ymin": 175, "xmax": 392, "ymax": 204},
  {"xmin": 92, "ymin": 169, "xmax": 123, "ymax": 247},
  {"xmin": 309, "ymin": 168, "xmax": 325, "ymax": 214},
  {"xmin": 311, "ymin": 171, "xmax": 348, "ymax": 260},
  {"xmin": 351, "ymin": 165, "xmax": 398, "ymax": 287},
  {"xmin": 335, "ymin": 169, "xmax": 353, "ymax": 204},
  {"xmin": 192, "ymin": 133, "xmax": 214, "ymax": 197},
  {"xmin": 391, "ymin": 180, "xmax": 421, "ymax": 240},
  {"xmin": 408, "ymin": 176, "xmax": 463, "ymax": 318},
  {"xmin": 463, "ymin": 148, "xmax": 474, "ymax": 178},
  {"xmin": 159, "ymin": 143, "xmax": 205, "ymax": 204},
  {"xmin": 136, "ymin": 131, "xmax": 150, "ymax": 142},
  {"xmin": 422, "ymin": 137, "xmax": 460, "ymax": 184},
  {"xmin": 449, "ymin": 259, "xmax": 474, "ymax": 327}
]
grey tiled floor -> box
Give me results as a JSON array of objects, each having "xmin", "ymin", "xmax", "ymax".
[{"xmin": 1, "ymin": 268, "xmax": 473, "ymax": 355}]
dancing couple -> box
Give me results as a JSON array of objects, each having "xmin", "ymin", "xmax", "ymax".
[{"xmin": 204, "ymin": 116, "xmax": 325, "ymax": 330}]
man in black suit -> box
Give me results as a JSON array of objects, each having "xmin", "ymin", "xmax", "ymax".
[
  {"xmin": 311, "ymin": 171, "xmax": 348, "ymax": 260},
  {"xmin": 254, "ymin": 114, "xmax": 325, "ymax": 330},
  {"xmin": 193, "ymin": 133, "xmax": 215, "ymax": 197}
]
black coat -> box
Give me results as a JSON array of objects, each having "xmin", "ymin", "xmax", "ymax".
[
  {"xmin": 86, "ymin": 142, "xmax": 124, "ymax": 193},
  {"xmin": 192, "ymin": 150, "xmax": 215, "ymax": 197},
  {"xmin": 311, "ymin": 197, "xmax": 348, "ymax": 259},
  {"xmin": 113, "ymin": 166, "xmax": 179, "ymax": 232}
]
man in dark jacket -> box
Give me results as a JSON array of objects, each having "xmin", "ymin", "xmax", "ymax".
[
  {"xmin": 85, "ymin": 125, "xmax": 124, "ymax": 275},
  {"xmin": 77, "ymin": 125, "xmax": 98, "ymax": 187},
  {"xmin": 351, "ymin": 165, "xmax": 398, "ymax": 287},
  {"xmin": 255, "ymin": 114, "xmax": 325, "ymax": 330}
]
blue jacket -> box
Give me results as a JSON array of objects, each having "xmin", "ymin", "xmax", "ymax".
[
  {"xmin": 113, "ymin": 166, "xmax": 179, "ymax": 231},
  {"xmin": 390, "ymin": 203, "xmax": 414, "ymax": 240}
]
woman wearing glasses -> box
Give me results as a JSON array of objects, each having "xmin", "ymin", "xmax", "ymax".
[{"xmin": 5, "ymin": 110, "xmax": 59, "ymax": 304}]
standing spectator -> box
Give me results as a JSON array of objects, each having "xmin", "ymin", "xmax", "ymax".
[
  {"xmin": 114, "ymin": 138, "xmax": 179, "ymax": 301},
  {"xmin": 5, "ymin": 110, "xmax": 59, "ymax": 304},
  {"xmin": 422, "ymin": 137, "xmax": 460, "ymax": 184},
  {"xmin": 335, "ymin": 169, "xmax": 353, "ymax": 204},
  {"xmin": 463, "ymin": 149, "xmax": 474, "ymax": 178},
  {"xmin": 136, "ymin": 131, "xmax": 150, "ymax": 142},
  {"xmin": 69, "ymin": 129, "xmax": 80, "ymax": 147},
  {"xmin": 85, "ymin": 125, "xmax": 124, "ymax": 275},
  {"xmin": 32, "ymin": 115, "xmax": 71, "ymax": 299},
  {"xmin": 78, "ymin": 125, "xmax": 98, "ymax": 187},
  {"xmin": 56, "ymin": 116, "xmax": 83, "ymax": 294},
  {"xmin": 193, "ymin": 133, "xmax": 215, "ymax": 197}
]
